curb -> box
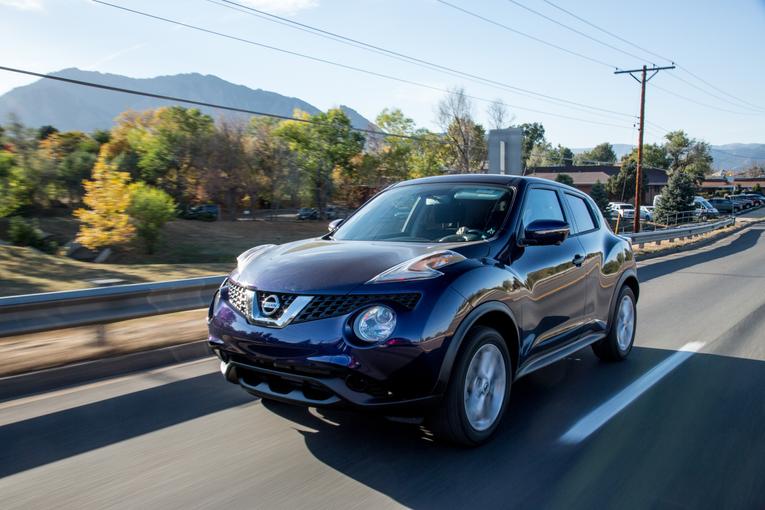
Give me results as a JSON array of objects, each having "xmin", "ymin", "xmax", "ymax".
[{"xmin": 0, "ymin": 340, "xmax": 211, "ymax": 403}]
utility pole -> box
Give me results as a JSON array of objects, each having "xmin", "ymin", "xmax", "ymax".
[{"xmin": 615, "ymin": 64, "xmax": 675, "ymax": 233}]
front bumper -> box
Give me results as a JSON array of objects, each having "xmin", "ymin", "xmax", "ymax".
[
  {"xmin": 207, "ymin": 284, "xmax": 466, "ymax": 413},
  {"xmin": 217, "ymin": 356, "xmax": 440, "ymax": 413}
]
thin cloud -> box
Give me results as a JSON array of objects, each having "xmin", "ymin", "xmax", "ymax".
[
  {"xmin": 0, "ymin": 0, "xmax": 44, "ymax": 10},
  {"xmin": 85, "ymin": 43, "xmax": 148, "ymax": 70},
  {"xmin": 239, "ymin": 0, "xmax": 318, "ymax": 15}
]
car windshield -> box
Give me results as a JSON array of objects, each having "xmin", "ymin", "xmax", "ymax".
[{"xmin": 332, "ymin": 183, "xmax": 513, "ymax": 243}]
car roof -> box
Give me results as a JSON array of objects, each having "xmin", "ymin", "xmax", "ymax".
[{"xmin": 391, "ymin": 173, "xmax": 569, "ymax": 189}]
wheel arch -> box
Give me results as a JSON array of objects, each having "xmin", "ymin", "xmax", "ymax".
[
  {"xmin": 435, "ymin": 301, "xmax": 520, "ymax": 393},
  {"xmin": 606, "ymin": 269, "xmax": 639, "ymax": 334}
]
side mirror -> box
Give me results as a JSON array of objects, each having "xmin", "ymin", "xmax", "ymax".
[
  {"xmin": 522, "ymin": 219, "xmax": 570, "ymax": 246},
  {"xmin": 328, "ymin": 218, "xmax": 344, "ymax": 233}
]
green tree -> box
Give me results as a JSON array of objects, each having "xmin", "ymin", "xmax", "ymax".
[
  {"xmin": 108, "ymin": 107, "xmax": 214, "ymax": 206},
  {"xmin": 0, "ymin": 150, "xmax": 32, "ymax": 217},
  {"xmin": 589, "ymin": 180, "xmax": 610, "ymax": 217},
  {"xmin": 664, "ymin": 130, "xmax": 713, "ymax": 185},
  {"xmin": 127, "ymin": 183, "xmax": 176, "ymax": 253},
  {"xmin": 516, "ymin": 122, "xmax": 546, "ymax": 169},
  {"xmin": 276, "ymin": 108, "xmax": 365, "ymax": 214},
  {"xmin": 621, "ymin": 143, "xmax": 670, "ymax": 169},
  {"xmin": 74, "ymin": 148, "xmax": 135, "ymax": 250},
  {"xmin": 575, "ymin": 142, "xmax": 616, "ymax": 165},
  {"xmin": 654, "ymin": 169, "xmax": 695, "ymax": 224},
  {"xmin": 753, "ymin": 183, "xmax": 763, "ymax": 194},
  {"xmin": 555, "ymin": 173, "xmax": 574, "ymax": 186},
  {"xmin": 607, "ymin": 161, "xmax": 648, "ymax": 202}
]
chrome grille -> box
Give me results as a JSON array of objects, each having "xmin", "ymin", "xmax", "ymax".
[
  {"xmin": 225, "ymin": 280, "xmax": 419, "ymax": 325},
  {"xmin": 227, "ymin": 280, "xmax": 251, "ymax": 319}
]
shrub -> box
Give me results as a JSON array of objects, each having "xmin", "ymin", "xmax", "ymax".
[
  {"xmin": 127, "ymin": 183, "xmax": 176, "ymax": 253},
  {"xmin": 7, "ymin": 216, "xmax": 57, "ymax": 253}
]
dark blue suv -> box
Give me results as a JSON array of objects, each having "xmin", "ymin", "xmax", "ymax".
[{"xmin": 208, "ymin": 175, "xmax": 638, "ymax": 445}]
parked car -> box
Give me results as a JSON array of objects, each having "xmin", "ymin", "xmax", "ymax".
[
  {"xmin": 727, "ymin": 195, "xmax": 754, "ymax": 209},
  {"xmin": 296, "ymin": 207, "xmax": 319, "ymax": 220},
  {"xmin": 209, "ymin": 175, "xmax": 639, "ymax": 446},
  {"xmin": 693, "ymin": 196, "xmax": 719, "ymax": 220},
  {"xmin": 640, "ymin": 205, "xmax": 654, "ymax": 221},
  {"xmin": 609, "ymin": 202, "xmax": 635, "ymax": 220},
  {"xmin": 180, "ymin": 204, "xmax": 219, "ymax": 221},
  {"xmin": 741, "ymin": 194, "xmax": 764, "ymax": 206},
  {"xmin": 708, "ymin": 198, "xmax": 736, "ymax": 214}
]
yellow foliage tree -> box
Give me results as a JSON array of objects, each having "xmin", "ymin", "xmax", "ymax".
[{"xmin": 74, "ymin": 147, "xmax": 135, "ymax": 250}]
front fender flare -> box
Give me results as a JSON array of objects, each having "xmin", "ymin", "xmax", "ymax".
[{"xmin": 434, "ymin": 300, "xmax": 520, "ymax": 393}]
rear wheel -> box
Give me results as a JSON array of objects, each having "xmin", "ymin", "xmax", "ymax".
[
  {"xmin": 592, "ymin": 286, "xmax": 636, "ymax": 362},
  {"xmin": 428, "ymin": 326, "xmax": 511, "ymax": 446}
]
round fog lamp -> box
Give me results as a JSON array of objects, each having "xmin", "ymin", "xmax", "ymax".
[{"xmin": 354, "ymin": 305, "xmax": 396, "ymax": 343}]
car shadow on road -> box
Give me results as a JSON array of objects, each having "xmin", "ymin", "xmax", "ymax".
[
  {"xmin": 638, "ymin": 224, "xmax": 765, "ymax": 283},
  {"xmin": 261, "ymin": 347, "xmax": 765, "ymax": 509},
  {"xmin": 0, "ymin": 372, "xmax": 251, "ymax": 478}
]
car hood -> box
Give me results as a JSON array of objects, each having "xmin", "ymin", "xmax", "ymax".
[{"xmin": 230, "ymin": 238, "xmax": 488, "ymax": 294}]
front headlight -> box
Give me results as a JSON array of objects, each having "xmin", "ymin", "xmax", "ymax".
[
  {"xmin": 367, "ymin": 250, "xmax": 466, "ymax": 284},
  {"xmin": 236, "ymin": 244, "xmax": 275, "ymax": 272},
  {"xmin": 353, "ymin": 305, "xmax": 397, "ymax": 343}
]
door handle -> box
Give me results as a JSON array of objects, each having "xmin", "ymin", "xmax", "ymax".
[{"xmin": 572, "ymin": 254, "xmax": 585, "ymax": 267}]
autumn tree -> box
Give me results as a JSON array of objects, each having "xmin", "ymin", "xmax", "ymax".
[{"xmin": 74, "ymin": 148, "xmax": 135, "ymax": 250}]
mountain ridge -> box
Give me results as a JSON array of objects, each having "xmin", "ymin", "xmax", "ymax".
[{"xmin": 0, "ymin": 68, "xmax": 375, "ymax": 132}]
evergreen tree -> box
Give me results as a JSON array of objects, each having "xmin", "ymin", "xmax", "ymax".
[
  {"xmin": 654, "ymin": 170, "xmax": 695, "ymax": 224},
  {"xmin": 590, "ymin": 180, "xmax": 610, "ymax": 218},
  {"xmin": 555, "ymin": 173, "xmax": 574, "ymax": 186}
]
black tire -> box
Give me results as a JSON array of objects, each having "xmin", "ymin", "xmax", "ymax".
[
  {"xmin": 428, "ymin": 326, "xmax": 512, "ymax": 447},
  {"xmin": 592, "ymin": 286, "xmax": 636, "ymax": 362}
]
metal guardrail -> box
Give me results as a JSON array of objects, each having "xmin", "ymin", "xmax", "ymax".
[
  {"xmin": 624, "ymin": 217, "xmax": 735, "ymax": 245},
  {"xmin": 0, "ymin": 275, "xmax": 226, "ymax": 338}
]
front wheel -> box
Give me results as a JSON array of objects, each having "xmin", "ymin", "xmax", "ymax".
[
  {"xmin": 592, "ymin": 286, "xmax": 636, "ymax": 362},
  {"xmin": 428, "ymin": 326, "xmax": 511, "ymax": 446}
]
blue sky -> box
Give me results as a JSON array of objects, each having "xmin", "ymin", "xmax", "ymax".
[{"xmin": 1, "ymin": 0, "xmax": 763, "ymax": 147}]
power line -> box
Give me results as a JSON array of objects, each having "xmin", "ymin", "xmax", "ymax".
[
  {"xmin": 666, "ymin": 72, "xmax": 765, "ymax": 113},
  {"xmin": 505, "ymin": 0, "xmax": 650, "ymax": 65},
  {"xmin": 0, "ymin": 65, "xmax": 434, "ymax": 142},
  {"xmin": 436, "ymin": 0, "xmax": 618, "ymax": 69},
  {"xmin": 650, "ymin": 82, "xmax": 762, "ymax": 116},
  {"xmin": 539, "ymin": 0, "xmax": 674, "ymax": 64},
  {"xmin": 540, "ymin": 0, "xmax": 765, "ymax": 114},
  {"xmin": 206, "ymin": 0, "xmax": 634, "ymax": 120},
  {"xmin": 89, "ymin": 1, "xmax": 635, "ymax": 129},
  {"xmin": 676, "ymin": 66, "xmax": 765, "ymax": 112}
]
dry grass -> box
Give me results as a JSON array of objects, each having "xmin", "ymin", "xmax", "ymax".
[{"xmin": 0, "ymin": 218, "xmax": 328, "ymax": 296}]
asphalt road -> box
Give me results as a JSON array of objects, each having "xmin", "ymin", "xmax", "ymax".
[{"xmin": 2, "ymin": 214, "xmax": 765, "ymax": 509}]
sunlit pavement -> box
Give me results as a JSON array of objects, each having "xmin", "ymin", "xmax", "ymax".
[{"xmin": 1, "ymin": 225, "xmax": 765, "ymax": 509}]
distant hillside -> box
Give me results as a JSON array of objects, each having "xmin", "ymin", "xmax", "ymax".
[
  {"xmin": 574, "ymin": 142, "xmax": 765, "ymax": 172},
  {"xmin": 0, "ymin": 68, "xmax": 375, "ymax": 131}
]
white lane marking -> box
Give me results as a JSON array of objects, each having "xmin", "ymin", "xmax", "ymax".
[{"xmin": 559, "ymin": 341, "xmax": 705, "ymax": 445}]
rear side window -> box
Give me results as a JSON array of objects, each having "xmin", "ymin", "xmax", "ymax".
[
  {"xmin": 522, "ymin": 188, "xmax": 565, "ymax": 227},
  {"xmin": 564, "ymin": 193, "xmax": 597, "ymax": 234}
]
